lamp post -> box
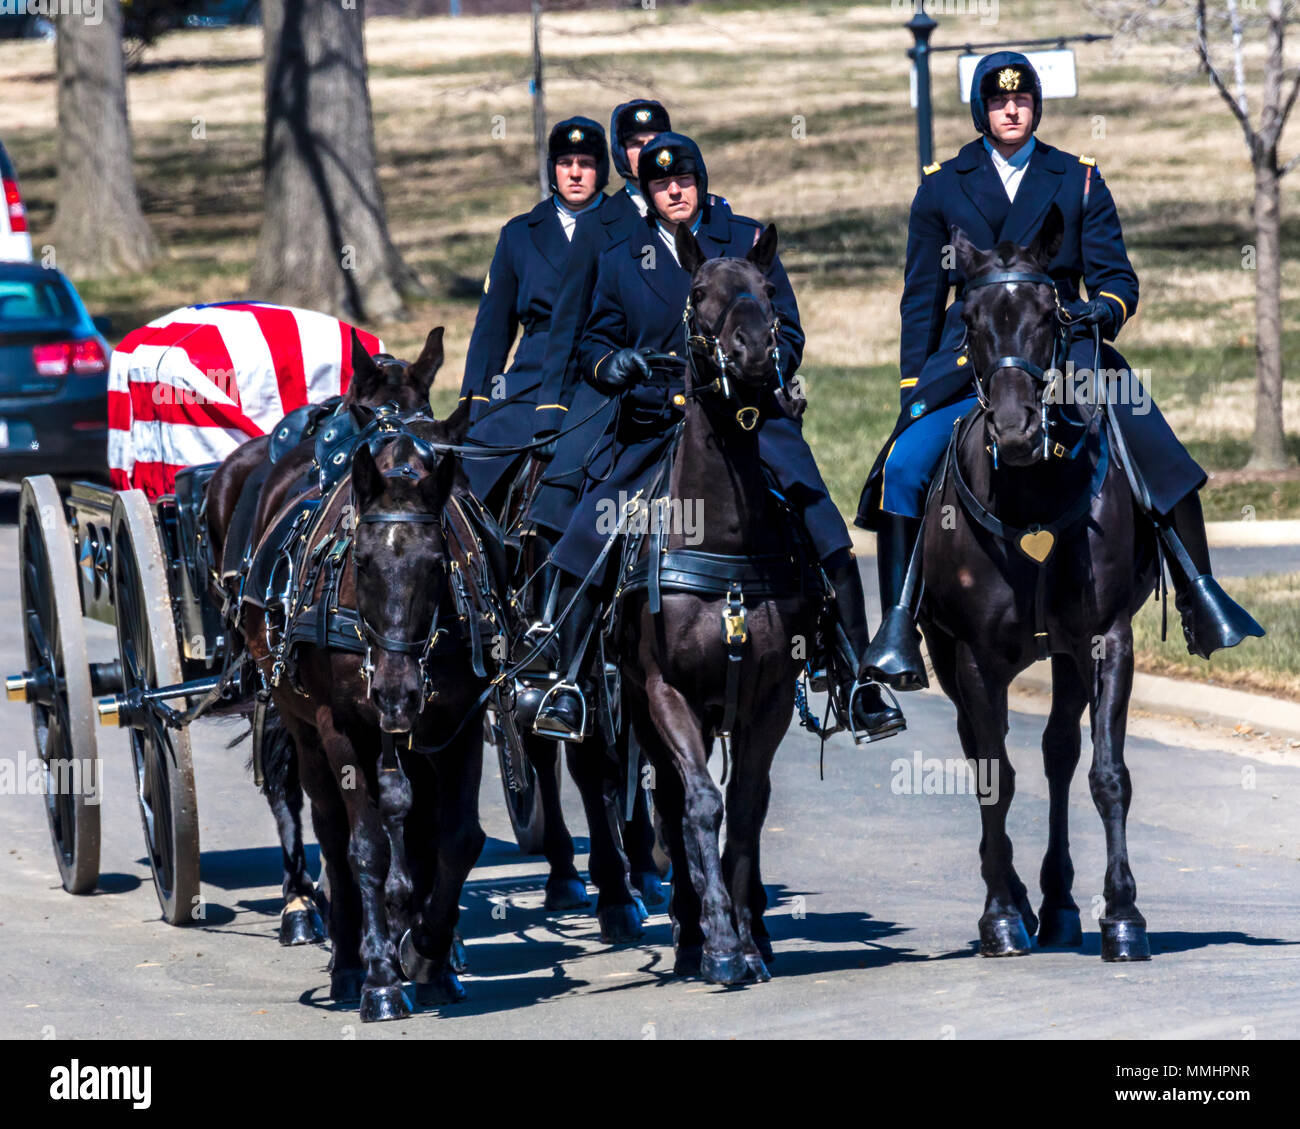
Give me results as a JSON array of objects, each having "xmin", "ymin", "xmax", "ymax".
[{"xmin": 906, "ymin": 2, "xmax": 937, "ymax": 181}]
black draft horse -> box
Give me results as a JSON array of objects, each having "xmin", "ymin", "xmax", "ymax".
[
  {"xmin": 619, "ymin": 224, "xmax": 813, "ymax": 985},
  {"xmin": 205, "ymin": 331, "xmax": 444, "ymax": 948},
  {"xmin": 243, "ymin": 404, "xmax": 488, "ymax": 1021},
  {"xmin": 920, "ymin": 204, "xmax": 1158, "ymax": 961}
]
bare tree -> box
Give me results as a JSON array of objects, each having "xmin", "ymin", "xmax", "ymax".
[
  {"xmin": 250, "ymin": 0, "xmax": 424, "ymax": 322},
  {"xmin": 49, "ymin": 1, "xmax": 156, "ymax": 277},
  {"xmin": 1090, "ymin": 0, "xmax": 1300, "ymax": 469},
  {"xmin": 532, "ymin": 0, "xmax": 548, "ymax": 199}
]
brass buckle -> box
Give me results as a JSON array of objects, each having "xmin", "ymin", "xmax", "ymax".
[{"xmin": 735, "ymin": 406, "xmax": 760, "ymax": 431}]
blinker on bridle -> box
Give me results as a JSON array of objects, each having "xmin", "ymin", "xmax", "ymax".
[
  {"xmin": 960, "ymin": 268, "xmax": 1072, "ymax": 466},
  {"xmin": 681, "ymin": 287, "xmax": 781, "ymax": 432}
]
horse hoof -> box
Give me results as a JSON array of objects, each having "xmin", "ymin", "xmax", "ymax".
[
  {"xmin": 598, "ymin": 903, "xmax": 645, "ymax": 944},
  {"xmin": 744, "ymin": 951, "xmax": 772, "ymax": 982},
  {"xmin": 979, "ymin": 915, "xmax": 1032, "ymax": 957},
  {"xmin": 1036, "ymin": 906, "xmax": 1083, "ymax": 947},
  {"xmin": 359, "ymin": 985, "xmax": 411, "ymax": 1023},
  {"xmin": 632, "ymin": 871, "xmax": 669, "ymax": 911},
  {"xmin": 279, "ymin": 908, "xmax": 325, "ymax": 947},
  {"xmin": 544, "ymin": 876, "xmax": 591, "ymax": 911},
  {"xmin": 398, "ymin": 928, "xmax": 439, "ymax": 982},
  {"xmin": 329, "ymin": 968, "xmax": 364, "ymax": 1003},
  {"xmin": 415, "ymin": 971, "xmax": 466, "ymax": 1007},
  {"xmin": 1101, "ymin": 919, "xmax": 1151, "ymax": 962},
  {"xmin": 674, "ymin": 945, "xmax": 703, "ymax": 977},
  {"xmin": 449, "ymin": 931, "xmax": 468, "ymax": 974},
  {"xmin": 701, "ymin": 949, "xmax": 750, "ymax": 985},
  {"xmin": 754, "ymin": 935, "xmax": 775, "ymax": 963}
]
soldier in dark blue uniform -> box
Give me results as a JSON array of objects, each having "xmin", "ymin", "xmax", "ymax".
[
  {"xmin": 534, "ymin": 132, "xmax": 905, "ymax": 744},
  {"xmin": 457, "ymin": 116, "xmax": 610, "ymax": 515},
  {"xmin": 857, "ymin": 52, "xmax": 1261, "ymax": 690}
]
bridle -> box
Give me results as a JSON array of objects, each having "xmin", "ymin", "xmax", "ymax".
[
  {"xmin": 960, "ymin": 268, "xmax": 1094, "ymax": 466},
  {"xmin": 353, "ymin": 460, "xmax": 449, "ymax": 708},
  {"xmin": 680, "ymin": 284, "xmax": 782, "ymax": 432}
]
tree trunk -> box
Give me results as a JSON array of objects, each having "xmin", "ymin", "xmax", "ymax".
[
  {"xmin": 1246, "ymin": 158, "xmax": 1289, "ymax": 469},
  {"xmin": 250, "ymin": 0, "xmax": 423, "ymax": 322},
  {"xmin": 531, "ymin": 0, "xmax": 548, "ymax": 200},
  {"xmin": 49, "ymin": 1, "xmax": 156, "ymax": 277}
]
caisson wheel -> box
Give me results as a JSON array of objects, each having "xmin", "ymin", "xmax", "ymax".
[
  {"xmin": 110, "ymin": 490, "xmax": 201, "ymax": 926},
  {"xmin": 15, "ymin": 476, "xmax": 100, "ymax": 894}
]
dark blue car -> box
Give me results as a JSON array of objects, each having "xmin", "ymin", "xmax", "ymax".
[{"xmin": 0, "ymin": 262, "xmax": 111, "ymax": 483}]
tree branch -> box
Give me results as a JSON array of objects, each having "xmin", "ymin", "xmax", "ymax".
[{"xmin": 1197, "ymin": 0, "xmax": 1260, "ymax": 155}]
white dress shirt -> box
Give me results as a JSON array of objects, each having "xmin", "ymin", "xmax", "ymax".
[
  {"xmin": 984, "ymin": 135, "xmax": 1036, "ymax": 202},
  {"xmin": 554, "ymin": 194, "xmax": 602, "ymax": 241},
  {"xmin": 657, "ymin": 213, "xmax": 703, "ymax": 265}
]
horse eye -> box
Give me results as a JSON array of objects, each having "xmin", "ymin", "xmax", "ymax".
[{"xmin": 691, "ymin": 287, "xmax": 706, "ymax": 304}]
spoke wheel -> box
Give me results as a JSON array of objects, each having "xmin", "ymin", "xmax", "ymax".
[
  {"xmin": 18, "ymin": 477, "xmax": 100, "ymax": 894},
  {"xmin": 489, "ymin": 709, "xmax": 550, "ymax": 855},
  {"xmin": 111, "ymin": 491, "xmax": 200, "ymax": 925}
]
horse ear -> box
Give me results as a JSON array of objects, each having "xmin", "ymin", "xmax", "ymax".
[
  {"xmin": 950, "ymin": 224, "xmax": 983, "ymax": 279},
  {"xmin": 408, "ymin": 327, "xmax": 445, "ymax": 403},
  {"xmin": 442, "ymin": 395, "xmax": 471, "ymax": 445},
  {"xmin": 675, "ymin": 225, "xmax": 707, "ymax": 276},
  {"xmin": 348, "ymin": 328, "xmax": 382, "ymax": 401},
  {"xmin": 351, "ymin": 442, "xmax": 385, "ymax": 511},
  {"xmin": 419, "ymin": 451, "xmax": 458, "ymax": 513},
  {"xmin": 1028, "ymin": 203, "xmax": 1064, "ymax": 268},
  {"xmin": 747, "ymin": 223, "xmax": 778, "ymax": 273}
]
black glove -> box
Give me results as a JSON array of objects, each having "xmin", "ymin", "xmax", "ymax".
[
  {"xmin": 531, "ymin": 433, "xmax": 558, "ymax": 463},
  {"xmin": 1063, "ymin": 297, "xmax": 1118, "ymax": 338},
  {"xmin": 593, "ymin": 348, "xmax": 651, "ymax": 394}
]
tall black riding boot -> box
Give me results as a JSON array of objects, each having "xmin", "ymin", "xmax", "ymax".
[
  {"xmin": 823, "ymin": 550, "xmax": 906, "ymax": 744},
  {"xmin": 1163, "ymin": 493, "xmax": 1264, "ymax": 659},
  {"xmin": 533, "ymin": 573, "xmax": 598, "ymax": 742},
  {"xmin": 861, "ymin": 514, "xmax": 929, "ymax": 691}
]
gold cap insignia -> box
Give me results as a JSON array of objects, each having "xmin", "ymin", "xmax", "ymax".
[
  {"xmin": 635, "ymin": 109, "xmax": 652, "ymax": 123},
  {"xmin": 997, "ymin": 67, "xmax": 1021, "ymax": 91},
  {"xmin": 568, "ymin": 128, "xmax": 583, "ymax": 143},
  {"xmin": 656, "ymin": 148, "xmax": 673, "ymax": 168}
]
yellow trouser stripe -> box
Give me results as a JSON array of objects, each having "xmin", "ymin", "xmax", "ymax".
[{"xmin": 900, "ymin": 377, "xmax": 918, "ymax": 388}]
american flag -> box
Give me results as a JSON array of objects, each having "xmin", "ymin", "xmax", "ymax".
[{"xmin": 108, "ymin": 302, "xmax": 383, "ymax": 499}]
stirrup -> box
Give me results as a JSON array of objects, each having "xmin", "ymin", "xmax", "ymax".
[
  {"xmin": 845, "ymin": 679, "xmax": 907, "ymax": 746},
  {"xmin": 532, "ymin": 680, "xmax": 588, "ymax": 743}
]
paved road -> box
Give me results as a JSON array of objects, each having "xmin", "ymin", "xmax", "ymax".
[{"xmin": 0, "ymin": 504, "xmax": 1297, "ymax": 1040}]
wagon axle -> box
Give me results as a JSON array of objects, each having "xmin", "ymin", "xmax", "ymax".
[{"xmin": 97, "ymin": 674, "xmax": 224, "ymax": 730}]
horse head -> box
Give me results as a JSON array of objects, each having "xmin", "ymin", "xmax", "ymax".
[
  {"xmin": 952, "ymin": 204, "xmax": 1065, "ymax": 467},
  {"xmin": 676, "ymin": 223, "xmax": 783, "ymax": 419},
  {"xmin": 345, "ymin": 326, "xmax": 444, "ymax": 415},
  {"xmin": 348, "ymin": 402, "xmax": 468, "ymax": 734}
]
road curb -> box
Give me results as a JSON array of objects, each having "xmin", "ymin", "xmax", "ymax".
[
  {"xmin": 1013, "ymin": 662, "xmax": 1300, "ymax": 742},
  {"xmin": 850, "ymin": 519, "xmax": 1300, "ymax": 556}
]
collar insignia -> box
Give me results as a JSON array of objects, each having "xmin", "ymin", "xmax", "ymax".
[
  {"xmin": 997, "ymin": 67, "xmax": 1021, "ymax": 91},
  {"xmin": 656, "ymin": 148, "xmax": 673, "ymax": 169}
]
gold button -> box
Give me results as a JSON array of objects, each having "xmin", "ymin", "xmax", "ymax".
[
  {"xmin": 957, "ymin": 355, "xmax": 968, "ymax": 366},
  {"xmin": 669, "ymin": 350, "xmax": 677, "ymax": 356}
]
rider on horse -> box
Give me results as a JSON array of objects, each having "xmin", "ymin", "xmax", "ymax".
[
  {"xmin": 458, "ymin": 115, "xmax": 610, "ymax": 516},
  {"xmin": 857, "ymin": 51, "xmax": 1262, "ymax": 689},
  {"xmin": 533, "ymin": 131, "xmax": 906, "ymax": 745}
]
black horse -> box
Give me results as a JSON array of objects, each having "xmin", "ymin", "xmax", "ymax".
[
  {"xmin": 243, "ymin": 403, "xmax": 490, "ymax": 1020},
  {"xmin": 617, "ymin": 224, "xmax": 813, "ymax": 984},
  {"xmin": 205, "ymin": 331, "xmax": 443, "ymax": 948},
  {"xmin": 914, "ymin": 206, "xmax": 1166, "ymax": 961}
]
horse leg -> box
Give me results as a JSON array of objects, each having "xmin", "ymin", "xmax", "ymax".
[
  {"xmin": 1037, "ymin": 655, "xmax": 1087, "ymax": 947},
  {"xmin": 400, "ymin": 733, "xmax": 487, "ymax": 1007},
  {"xmin": 293, "ymin": 725, "xmax": 362, "ymax": 1002},
  {"xmin": 564, "ymin": 733, "xmax": 644, "ymax": 943},
  {"xmin": 262, "ymin": 715, "xmax": 325, "ymax": 946},
  {"xmin": 374, "ymin": 736, "xmax": 416, "ymax": 963},
  {"xmin": 929, "ymin": 632, "xmax": 1034, "ymax": 955},
  {"xmin": 721, "ymin": 724, "xmax": 781, "ymax": 982},
  {"xmin": 525, "ymin": 731, "xmax": 588, "ymax": 911},
  {"xmin": 318, "ymin": 717, "xmax": 409, "ymax": 1022},
  {"xmin": 1088, "ymin": 620, "xmax": 1150, "ymax": 961},
  {"xmin": 647, "ymin": 678, "xmax": 747, "ymax": 984}
]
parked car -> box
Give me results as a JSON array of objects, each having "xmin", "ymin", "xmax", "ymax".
[
  {"xmin": 0, "ymin": 262, "xmax": 111, "ymax": 483},
  {"xmin": 0, "ymin": 141, "xmax": 33, "ymax": 263}
]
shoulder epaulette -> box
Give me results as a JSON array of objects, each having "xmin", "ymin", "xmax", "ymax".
[
  {"xmin": 1079, "ymin": 155, "xmax": 1097, "ymax": 167},
  {"xmin": 923, "ymin": 161, "xmax": 941, "ymax": 176}
]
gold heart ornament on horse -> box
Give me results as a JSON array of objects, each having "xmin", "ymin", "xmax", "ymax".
[{"xmin": 1017, "ymin": 526, "xmax": 1056, "ymax": 563}]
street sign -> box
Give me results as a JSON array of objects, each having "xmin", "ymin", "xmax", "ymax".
[{"xmin": 957, "ymin": 48, "xmax": 1078, "ymax": 101}]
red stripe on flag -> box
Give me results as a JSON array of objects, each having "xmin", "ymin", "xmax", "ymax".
[
  {"xmin": 109, "ymin": 468, "xmax": 131, "ymax": 491},
  {"xmin": 223, "ymin": 303, "xmax": 307, "ymax": 414},
  {"xmin": 127, "ymin": 380, "xmax": 263, "ymax": 436},
  {"xmin": 336, "ymin": 321, "xmax": 382, "ymax": 395},
  {"xmin": 107, "ymin": 389, "xmax": 131, "ymax": 431},
  {"xmin": 129, "ymin": 460, "xmax": 191, "ymax": 501}
]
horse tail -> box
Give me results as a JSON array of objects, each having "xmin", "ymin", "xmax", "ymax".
[{"xmin": 256, "ymin": 708, "xmax": 298, "ymax": 804}]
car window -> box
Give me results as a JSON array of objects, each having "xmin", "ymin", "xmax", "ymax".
[{"xmin": 0, "ymin": 278, "xmax": 77, "ymax": 325}]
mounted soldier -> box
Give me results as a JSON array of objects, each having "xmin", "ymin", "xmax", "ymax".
[
  {"xmin": 533, "ymin": 131, "xmax": 905, "ymax": 745},
  {"xmin": 857, "ymin": 51, "xmax": 1261, "ymax": 690},
  {"xmin": 457, "ymin": 116, "xmax": 609, "ymax": 516}
]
